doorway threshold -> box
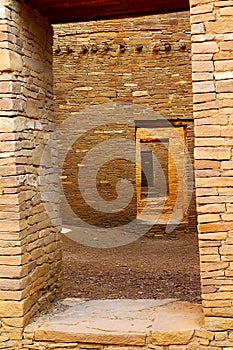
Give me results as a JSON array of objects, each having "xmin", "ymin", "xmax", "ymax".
[{"xmin": 24, "ymin": 299, "xmax": 204, "ymax": 348}]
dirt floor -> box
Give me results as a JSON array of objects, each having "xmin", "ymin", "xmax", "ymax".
[{"xmin": 62, "ymin": 233, "xmax": 201, "ymax": 303}]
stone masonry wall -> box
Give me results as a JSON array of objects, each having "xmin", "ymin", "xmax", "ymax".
[
  {"xmin": 53, "ymin": 12, "xmax": 197, "ymax": 235},
  {"xmin": 53, "ymin": 12, "xmax": 193, "ymax": 122},
  {"xmin": 191, "ymin": 0, "xmax": 233, "ymax": 347},
  {"xmin": 0, "ymin": 0, "xmax": 62, "ymax": 347}
]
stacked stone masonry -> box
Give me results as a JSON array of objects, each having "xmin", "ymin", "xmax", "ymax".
[
  {"xmin": 191, "ymin": 0, "xmax": 233, "ymax": 348},
  {"xmin": 0, "ymin": 0, "xmax": 232, "ymax": 349},
  {"xmin": 0, "ymin": 0, "xmax": 62, "ymax": 348},
  {"xmin": 53, "ymin": 12, "xmax": 197, "ymax": 236}
]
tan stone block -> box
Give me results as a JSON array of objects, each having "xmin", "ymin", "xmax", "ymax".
[
  {"xmin": 203, "ymin": 300, "xmax": 231, "ymax": 308},
  {"xmin": 198, "ymin": 214, "xmax": 221, "ymax": 224},
  {"xmin": 194, "ymin": 138, "xmax": 229, "ymax": 147},
  {"xmin": 199, "ymin": 222, "xmax": 233, "ymax": 233},
  {"xmin": 195, "ymin": 147, "xmax": 230, "ymax": 160},
  {"xmin": 206, "ymin": 20, "xmax": 233, "ymax": 34},
  {"xmin": 195, "ymin": 160, "xmax": 220, "ymax": 170},
  {"xmin": 197, "ymin": 204, "xmax": 225, "ymax": 214},
  {"xmin": 196, "ymin": 177, "xmax": 233, "ymax": 187},
  {"xmin": 215, "ymin": 60, "xmax": 233, "ymax": 72},
  {"xmin": 219, "ymin": 285, "xmax": 233, "ymax": 292},
  {"xmin": 152, "ymin": 330, "xmax": 194, "ymax": 346},
  {"xmin": 35, "ymin": 327, "xmax": 146, "ymax": 346},
  {"xmin": 193, "ymin": 81, "xmax": 215, "ymax": 93},
  {"xmin": 220, "ymin": 245, "xmax": 233, "ymax": 255},
  {"xmin": 191, "ymin": 3, "xmax": 213, "ymax": 15},
  {"xmin": 0, "ymin": 49, "xmax": 23, "ymax": 72},
  {"xmin": 201, "ymin": 232, "xmax": 227, "ymax": 240},
  {"xmin": 215, "ymin": 71, "xmax": 233, "ymax": 80},
  {"xmin": 221, "ymin": 126, "xmax": 233, "ymax": 137},
  {"xmin": 0, "ymin": 255, "xmax": 22, "ymax": 265},
  {"xmin": 227, "ymin": 204, "xmax": 233, "ymax": 213},
  {"xmin": 26, "ymin": 99, "xmax": 39, "ymax": 118},
  {"xmin": 0, "ymin": 220, "xmax": 20, "ymax": 232},
  {"xmin": 214, "ymin": 331, "xmax": 227, "ymax": 341},
  {"xmin": 191, "ymin": 23, "xmax": 205, "ymax": 34},
  {"xmin": 192, "ymin": 72, "xmax": 214, "ymax": 81},
  {"xmin": 200, "ymin": 255, "xmax": 220, "ymax": 263},
  {"xmin": 222, "ymin": 170, "xmax": 233, "ymax": 177},
  {"xmin": 201, "ymin": 270, "xmax": 224, "ymax": 279},
  {"xmin": 0, "ymin": 299, "xmax": 30, "ymax": 318},
  {"xmin": 0, "ymin": 118, "xmax": 14, "ymax": 133},
  {"xmin": 197, "ymin": 195, "xmax": 232, "ymax": 204},
  {"xmin": 192, "ymin": 42, "xmax": 219, "ymax": 54},
  {"xmin": 193, "ymin": 100, "xmax": 220, "ymax": 112},
  {"xmin": 220, "ymin": 7, "xmax": 233, "ymax": 16},
  {"xmin": 222, "ymin": 213, "xmax": 233, "ymax": 221},
  {"xmin": 191, "ymin": 13, "xmax": 216, "ymax": 24},
  {"xmin": 195, "ymin": 169, "xmax": 220, "ymax": 178},
  {"xmin": 216, "ymin": 80, "xmax": 233, "ymax": 93},
  {"xmin": 218, "ymin": 188, "xmax": 233, "ymax": 195},
  {"xmin": 205, "ymin": 317, "xmax": 233, "ymax": 331},
  {"xmin": 195, "ymin": 329, "xmax": 214, "ymax": 341},
  {"xmin": 199, "ymin": 247, "xmax": 219, "ymax": 255},
  {"xmin": 193, "ymin": 93, "xmax": 215, "ymax": 103},
  {"xmin": 192, "ymin": 34, "xmax": 215, "ymax": 43},
  {"xmin": 196, "ymin": 188, "xmax": 218, "ymax": 196},
  {"xmin": 194, "ymin": 115, "xmax": 229, "ymax": 124},
  {"xmin": 202, "ymin": 291, "xmax": 233, "ymax": 301},
  {"xmin": 192, "ymin": 61, "xmax": 214, "ymax": 72},
  {"xmin": 194, "ymin": 126, "xmax": 220, "ymax": 137},
  {"xmin": 199, "ymin": 241, "xmax": 221, "ymax": 248},
  {"xmin": 192, "ymin": 54, "xmax": 213, "ymax": 61},
  {"xmin": 200, "ymin": 261, "xmax": 229, "ymax": 272},
  {"xmin": 0, "ymin": 264, "xmax": 28, "ymax": 278}
]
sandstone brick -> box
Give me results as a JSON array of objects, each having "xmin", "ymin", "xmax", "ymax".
[
  {"xmin": 206, "ymin": 20, "xmax": 233, "ymax": 34},
  {"xmin": 220, "ymin": 245, "xmax": 233, "ymax": 255},
  {"xmin": 193, "ymin": 93, "xmax": 215, "ymax": 103},
  {"xmin": 193, "ymin": 81, "xmax": 215, "ymax": 93},
  {"xmin": 221, "ymin": 213, "xmax": 233, "ymax": 221},
  {"xmin": 199, "ymin": 222, "xmax": 233, "ymax": 232},
  {"xmin": 191, "ymin": 23, "xmax": 205, "ymax": 34},
  {"xmin": 195, "ymin": 160, "xmax": 220, "ymax": 170},
  {"xmin": 191, "ymin": 13, "xmax": 216, "ymax": 24},
  {"xmin": 0, "ymin": 49, "xmax": 23, "ymax": 72},
  {"xmin": 215, "ymin": 60, "xmax": 233, "ymax": 71},
  {"xmin": 206, "ymin": 317, "xmax": 233, "ymax": 331},
  {"xmin": 191, "ymin": 4, "xmax": 214, "ymax": 15},
  {"xmin": 192, "ymin": 42, "xmax": 219, "ymax": 54},
  {"xmin": 198, "ymin": 214, "xmax": 221, "ymax": 223},
  {"xmin": 201, "ymin": 262, "xmax": 229, "ymax": 273},
  {"xmin": 194, "ymin": 126, "xmax": 220, "ymax": 137},
  {"xmin": 192, "ymin": 61, "xmax": 214, "ymax": 72},
  {"xmin": 197, "ymin": 204, "xmax": 225, "ymax": 214},
  {"xmin": 195, "ymin": 177, "xmax": 233, "ymax": 187},
  {"xmin": 194, "ymin": 147, "xmax": 231, "ymax": 160},
  {"xmin": 226, "ymin": 204, "xmax": 233, "ymax": 212},
  {"xmin": 215, "ymin": 71, "xmax": 233, "ymax": 80},
  {"xmin": 216, "ymin": 80, "xmax": 233, "ymax": 93}
]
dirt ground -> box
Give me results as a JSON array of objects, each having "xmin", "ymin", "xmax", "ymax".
[{"xmin": 62, "ymin": 233, "xmax": 201, "ymax": 303}]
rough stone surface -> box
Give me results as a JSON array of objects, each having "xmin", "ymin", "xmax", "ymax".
[
  {"xmin": 53, "ymin": 12, "xmax": 197, "ymax": 237},
  {"xmin": 0, "ymin": 0, "xmax": 62, "ymax": 346},
  {"xmin": 0, "ymin": 0, "xmax": 233, "ymax": 349},
  {"xmin": 23, "ymin": 299, "xmax": 204, "ymax": 349}
]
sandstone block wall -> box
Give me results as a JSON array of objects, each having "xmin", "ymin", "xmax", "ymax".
[
  {"xmin": 0, "ymin": 0, "xmax": 62, "ymax": 346},
  {"xmin": 53, "ymin": 12, "xmax": 197, "ymax": 235},
  {"xmin": 191, "ymin": 0, "xmax": 233, "ymax": 347}
]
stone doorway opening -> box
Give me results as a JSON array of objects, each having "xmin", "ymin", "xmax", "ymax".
[{"xmin": 52, "ymin": 10, "xmax": 201, "ymax": 304}]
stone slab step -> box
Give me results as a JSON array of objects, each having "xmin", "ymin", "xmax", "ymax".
[{"xmin": 25, "ymin": 299, "xmax": 204, "ymax": 347}]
